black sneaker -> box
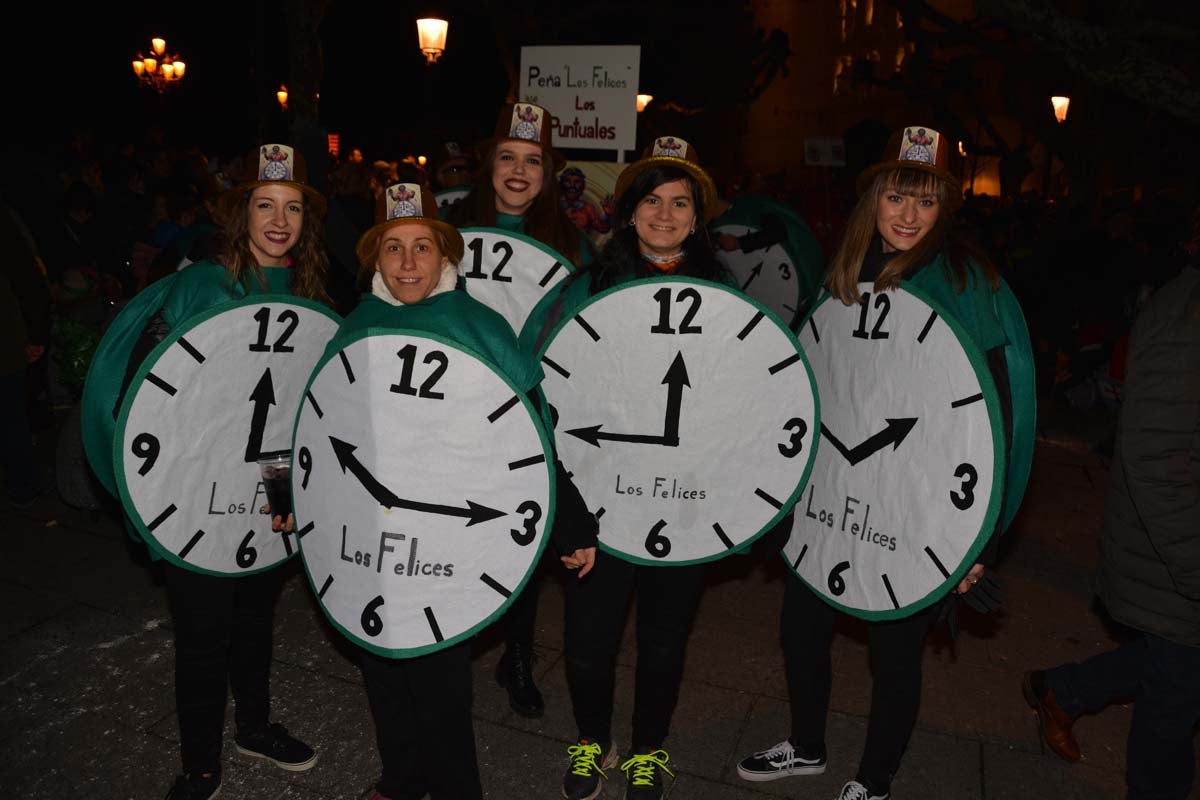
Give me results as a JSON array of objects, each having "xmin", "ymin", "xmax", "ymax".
[
  {"xmin": 620, "ymin": 749, "xmax": 674, "ymax": 800},
  {"xmin": 495, "ymin": 643, "xmax": 545, "ymax": 717},
  {"xmin": 234, "ymin": 722, "xmax": 317, "ymax": 771},
  {"xmin": 737, "ymin": 739, "xmax": 826, "ymax": 781},
  {"xmin": 562, "ymin": 738, "xmax": 618, "ymax": 800},
  {"xmin": 835, "ymin": 779, "xmax": 890, "ymax": 800},
  {"xmin": 163, "ymin": 772, "xmax": 221, "ymax": 800}
]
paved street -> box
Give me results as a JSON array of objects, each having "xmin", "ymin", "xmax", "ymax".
[{"xmin": 1, "ymin": 400, "xmax": 1189, "ymax": 799}]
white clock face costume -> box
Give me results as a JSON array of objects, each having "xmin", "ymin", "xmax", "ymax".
[
  {"xmin": 713, "ymin": 223, "xmax": 803, "ymax": 326},
  {"xmin": 115, "ymin": 297, "xmax": 341, "ymax": 575},
  {"xmin": 292, "ymin": 331, "xmax": 553, "ymax": 657},
  {"xmin": 540, "ymin": 277, "xmax": 819, "ymax": 565},
  {"xmin": 785, "ymin": 283, "xmax": 1004, "ymax": 620},
  {"xmin": 457, "ymin": 228, "xmax": 573, "ymax": 339}
]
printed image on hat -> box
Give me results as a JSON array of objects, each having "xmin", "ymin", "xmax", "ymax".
[
  {"xmin": 387, "ymin": 183, "xmax": 423, "ymax": 219},
  {"xmin": 614, "ymin": 135, "xmax": 719, "ymax": 222},
  {"xmin": 259, "ymin": 144, "xmax": 295, "ymax": 181},
  {"xmin": 510, "ymin": 105, "xmax": 546, "ymax": 143},
  {"xmin": 856, "ymin": 124, "xmax": 961, "ymax": 203},
  {"xmin": 356, "ymin": 181, "xmax": 464, "ymax": 267}
]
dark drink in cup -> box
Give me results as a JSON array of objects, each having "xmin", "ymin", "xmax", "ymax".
[{"xmin": 257, "ymin": 450, "xmax": 293, "ymax": 521}]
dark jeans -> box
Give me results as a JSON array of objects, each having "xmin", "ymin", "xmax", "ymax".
[
  {"xmin": 163, "ymin": 562, "xmax": 283, "ymax": 775},
  {"xmin": 359, "ymin": 643, "xmax": 481, "ymax": 800},
  {"xmin": 501, "ymin": 552, "xmax": 542, "ymax": 653},
  {"xmin": 782, "ymin": 573, "xmax": 935, "ymax": 791},
  {"xmin": 1046, "ymin": 633, "xmax": 1200, "ymax": 800},
  {"xmin": 0, "ymin": 367, "xmax": 36, "ymax": 502},
  {"xmin": 564, "ymin": 549, "xmax": 707, "ymax": 749}
]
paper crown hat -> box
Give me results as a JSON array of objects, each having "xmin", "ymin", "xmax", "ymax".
[
  {"xmin": 355, "ymin": 182, "xmax": 465, "ymax": 267},
  {"xmin": 613, "ymin": 136, "xmax": 719, "ymax": 222},
  {"xmin": 856, "ymin": 125, "xmax": 961, "ymax": 201},
  {"xmin": 220, "ymin": 143, "xmax": 327, "ymax": 219},
  {"xmin": 480, "ymin": 102, "xmax": 565, "ymax": 172}
]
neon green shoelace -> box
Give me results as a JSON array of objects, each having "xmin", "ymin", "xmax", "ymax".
[
  {"xmin": 567, "ymin": 741, "xmax": 608, "ymax": 778},
  {"xmin": 620, "ymin": 750, "xmax": 674, "ymax": 786}
]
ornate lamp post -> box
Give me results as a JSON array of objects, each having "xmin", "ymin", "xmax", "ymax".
[
  {"xmin": 417, "ymin": 18, "xmax": 448, "ymax": 64},
  {"xmin": 1043, "ymin": 95, "xmax": 1071, "ymax": 201},
  {"xmin": 132, "ymin": 37, "xmax": 186, "ymax": 93}
]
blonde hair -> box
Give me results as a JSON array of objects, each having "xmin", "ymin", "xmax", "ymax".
[{"xmin": 827, "ymin": 168, "xmax": 995, "ymax": 305}]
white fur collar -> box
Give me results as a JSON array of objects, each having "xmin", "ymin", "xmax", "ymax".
[{"xmin": 371, "ymin": 264, "xmax": 458, "ymax": 306}]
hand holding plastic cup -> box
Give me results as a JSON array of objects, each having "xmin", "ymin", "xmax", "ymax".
[{"xmin": 257, "ymin": 450, "xmax": 293, "ymax": 523}]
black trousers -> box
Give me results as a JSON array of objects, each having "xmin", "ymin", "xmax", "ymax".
[
  {"xmin": 359, "ymin": 643, "xmax": 482, "ymax": 800},
  {"xmin": 163, "ymin": 562, "xmax": 283, "ymax": 775},
  {"xmin": 501, "ymin": 549, "xmax": 546, "ymax": 652},
  {"xmin": 564, "ymin": 549, "xmax": 707, "ymax": 750},
  {"xmin": 782, "ymin": 572, "xmax": 936, "ymax": 790}
]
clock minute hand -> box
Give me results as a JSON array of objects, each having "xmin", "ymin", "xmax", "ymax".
[
  {"xmin": 821, "ymin": 418, "xmax": 919, "ymax": 466},
  {"xmin": 328, "ymin": 436, "xmax": 505, "ymax": 526},
  {"xmin": 661, "ymin": 351, "xmax": 690, "ymax": 445},
  {"xmin": 244, "ymin": 368, "xmax": 276, "ymax": 462}
]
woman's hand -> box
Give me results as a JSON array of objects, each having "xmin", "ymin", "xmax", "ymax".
[
  {"xmin": 954, "ymin": 563, "xmax": 985, "ymax": 595},
  {"xmin": 561, "ymin": 547, "xmax": 597, "ymax": 579},
  {"xmin": 260, "ymin": 504, "xmax": 295, "ymax": 533}
]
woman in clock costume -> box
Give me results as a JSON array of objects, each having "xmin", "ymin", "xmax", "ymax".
[
  {"xmin": 532, "ymin": 137, "xmax": 743, "ymax": 800},
  {"xmin": 112, "ymin": 145, "xmax": 332, "ymax": 800},
  {"xmin": 282, "ymin": 181, "xmax": 598, "ymax": 800},
  {"xmin": 736, "ymin": 126, "xmax": 1026, "ymax": 800},
  {"xmin": 445, "ymin": 102, "xmax": 592, "ymax": 719}
]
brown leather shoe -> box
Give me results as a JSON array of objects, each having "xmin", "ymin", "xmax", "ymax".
[{"xmin": 1022, "ymin": 670, "xmax": 1081, "ymax": 762}]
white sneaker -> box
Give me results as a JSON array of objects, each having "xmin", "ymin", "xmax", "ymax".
[
  {"xmin": 736, "ymin": 739, "xmax": 826, "ymax": 781},
  {"xmin": 836, "ymin": 779, "xmax": 889, "ymax": 800}
]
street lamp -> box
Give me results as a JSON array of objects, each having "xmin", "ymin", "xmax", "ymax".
[
  {"xmin": 636, "ymin": 94, "xmax": 654, "ymax": 113},
  {"xmin": 417, "ymin": 18, "xmax": 448, "ymax": 64},
  {"xmin": 1051, "ymin": 96, "xmax": 1071, "ymax": 124},
  {"xmin": 277, "ymin": 85, "xmax": 289, "ymax": 111},
  {"xmin": 132, "ymin": 36, "xmax": 186, "ymax": 93}
]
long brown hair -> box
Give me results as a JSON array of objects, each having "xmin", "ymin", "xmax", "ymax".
[
  {"xmin": 827, "ymin": 168, "xmax": 996, "ymax": 305},
  {"xmin": 445, "ymin": 141, "xmax": 585, "ymax": 267},
  {"xmin": 215, "ymin": 187, "xmax": 333, "ymax": 306}
]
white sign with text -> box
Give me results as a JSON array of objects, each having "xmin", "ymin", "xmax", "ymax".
[{"xmin": 519, "ymin": 45, "xmax": 640, "ymax": 152}]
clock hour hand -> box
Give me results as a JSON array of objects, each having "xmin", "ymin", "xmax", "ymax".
[
  {"xmin": 566, "ymin": 353, "xmax": 690, "ymax": 449},
  {"xmin": 820, "ymin": 418, "xmax": 919, "ymax": 466},
  {"xmin": 244, "ymin": 368, "xmax": 276, "ymax": 462},
  {"xmin": 328, "ymin": 436, "xmax": 505, "ymax": 526}
]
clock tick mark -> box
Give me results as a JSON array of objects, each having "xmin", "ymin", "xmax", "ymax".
[
  {"xmin": 177, "ymin": 337, "xmax": 206, "ymax": 364},
  {"xmin": 297, "ymin": 521, "xmax": 315, "ymax": 538},
  {"xmin": 924, "ymin": 546, "xmax": 950, "ymax": 578},
  {"xmin": 306, "ymin": 391, "xmax": 324, "ymax": 418},
  {"xmin": 281, "ymin": 531, "xmax": 294, "ymax": 557},
  {"xmin": 755, "ymin": 488, "xmax": 783, "ymax": 509},
  {"xmin": 791, "ymin": 544, "xmax": 808, "ymax": 571},
  {"xmin": 917, "ymin": 311, "xmax": 939, "ymax": 343},
  {"xmin": 951, "ymin": 392, "xmax": 984, "ymax": 408},
  {"xmin": 338, "ymin": 350, "xmax": 356, "ymax": 384},
  {"xmin": 508, "ymin": 454, "xmax": 546, "ymax": 471},
  {"xmin": 768, "ymin": 353, "xmax": 802, "ymax": 375},
  {"xmin": 145, "ymin": 372, "xmax": 177, "ymax": 396},
  {"xmin": 882, "ymin": 574, "xmax": 900, "ymax": 609},
  {"xmin": 542, "ymin": 355, "xmax": 570, "ymax": 379},
  {"xmin": 480, "ymin": 573, "xmax": 512, "ymax": 598},
  {"xmin": 425, "ymin": 607, "xmax": 444, "ymax": 642},
  {"xmin": 574, "ymin": 315, "xmax": 601, "ymax": 342},
  {"xmin": 538, "ymin": 261, "xmax": 564, "ymax": 287},
  {"xmin": 712, "ymin": 522, "xmax": 735, "ymax": 549},
  {"xmin": 807, "ymin": 318, "xmax": 820, "ymax": 343},
  {"xmin": 487, "ymin": 395, "xmax": 520, "ymax": 423},
  {"xmin": 179, "ymin": 529, "xmax": 206, "ymax": 559},
  {"xmin": 737, "ymin": 312, "xmax": 765, "ymax": 341},
  {"xmin": 317, "ymin": 575, "xmax": 333, "ymax": 599},
  {"xmin": 595, "ymin": 506, "xmax": 606, "ymax": 520},
  {"xmin": 147, "ymin": 503, "xmax": 178, "ymax": 531}
]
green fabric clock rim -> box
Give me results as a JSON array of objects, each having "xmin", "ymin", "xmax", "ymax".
[
  {"xmin": 289, "ymin": 325, "xmax": 557, "ymax": 660},
  {"xmin": 787, "ymin": 283, "xmax": 1006, "ymax": 622},
  {"xmin": 113, "ymin": 293, "xmax": 342, "ymax": 577},
  {"xmin": 538, "ymin": 274, "xmax": 822, "ymax": 568}
]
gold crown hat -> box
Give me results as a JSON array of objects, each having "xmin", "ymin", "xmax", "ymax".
[
  {"xmin": 355, "ymin": 182, "xmax": 465, "ymax": 267},
  {"xmin": 479, "ymin": 102, "xmax": 566, "ymax": 173},
  {"xmin": 220, "ymin": 143, "xmax": 328, "ymax": 219},
  {"xmin": 613, "ymin": 136, "xmax": 719, "ymax": 222},
  {"xmin": 856, "ymin": 125, "xmax": 962, "ymax": 203}
]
